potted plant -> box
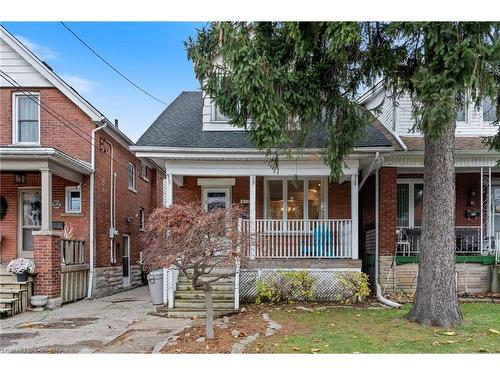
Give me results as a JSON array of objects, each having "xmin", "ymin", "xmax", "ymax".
[{"xmin": 7, "ymin": 258, "xmax": 35, "ymax": 282}]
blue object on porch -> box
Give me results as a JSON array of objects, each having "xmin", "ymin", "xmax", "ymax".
[{"xmin": 301, "ymin": 224, "xmax": 333, "ymax": 257}]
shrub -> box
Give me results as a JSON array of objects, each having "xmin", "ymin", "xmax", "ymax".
[
  {"xmin": 337, "ymin": 271, "xmax": 371, "ymax": 303},
  {"xmin": 255, "ymin": 271, "xmax": 316, "ymax": 304}
]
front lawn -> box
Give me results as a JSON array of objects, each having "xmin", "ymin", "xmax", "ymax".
[{"xmin": 248, "ymin": 303, "xmax": 500, "ymax": 353}]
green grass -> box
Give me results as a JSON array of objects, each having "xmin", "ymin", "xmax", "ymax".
[{"xmin": 250, "ymin": 303, "xmax": 500, "ymax": 353}]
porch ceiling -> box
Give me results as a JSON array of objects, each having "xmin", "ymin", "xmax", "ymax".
[{"xmin": 0, "ymin": 147, "xmax": 92, "ymax": 183}]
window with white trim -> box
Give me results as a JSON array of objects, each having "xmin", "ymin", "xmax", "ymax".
[
  {"xmin": 456, "ymin": 102, "xmax": 468, "ymax": 123},
  {"xmin": 212, "ymin": 103, "xmax": 230, "ymax": 122},
  {"xmin": 13, "ymin": 93, "xmax": 40, "ymax": 144},
  {"xmin": 265, "ymin": 178, "xmax": 327, "ymax": 220},
  {"xmin": 128, "ymin": 163, "xmax": 136, "ymax": 191},
  {"xmin": 139, "ymin": 207, "xmax": 145, "ymax": 230},
  {"xmin": 140, "ymin": 163, "xmax": 149, "ymax": 181},
  {"xmin": 65, "ymin": 186, "xmax": 81, "ymax": 213},
  {"xmin": 482, "ymin": 97, "xmax": 497, "ymax": 122},
  {"xmin": 397, "ymin": 180, "xmax": 423, "ymax": 228}
]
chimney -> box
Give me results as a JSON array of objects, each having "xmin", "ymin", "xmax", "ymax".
[{"xmin": 114, "ymin": 119, "xmax": 119, "ymax": 128}]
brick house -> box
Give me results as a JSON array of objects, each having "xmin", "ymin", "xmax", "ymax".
[
  {"xmin": 0, "ymin": 26, "xmax": 164, "ymax": 312},
  {"xmin": 131, "ymin": 83, "xmax": 499, "ymax": 313}
]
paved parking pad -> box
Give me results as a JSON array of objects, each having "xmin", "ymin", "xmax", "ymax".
[{"xmin": 0, "ymin": 287, "xmax": 190, "ymax": 353}]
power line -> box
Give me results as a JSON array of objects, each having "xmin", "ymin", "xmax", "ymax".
[
  {"xmin": 0, "ymin": 69, "xmax": 144, "ymax": 177},
  {"xmin": 60, "ymin": 22, "xmax": 169, "ymax": 106}
]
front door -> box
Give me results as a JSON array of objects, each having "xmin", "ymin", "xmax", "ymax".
[
  {"xmin": 202, "ymin": 187, "xmax": 231, "ymax": 212},
  {"xmin": 19, "ymin": 189, "xmax": 41, "ymax": 259},
  {"xmin": 122, "ymin": 235, "xmax": 130, "ymax": 287}
]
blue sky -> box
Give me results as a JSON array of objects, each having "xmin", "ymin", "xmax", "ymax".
[{"xmin": 1, "ymin": 22, "xmax": 204, "ymax": 141}]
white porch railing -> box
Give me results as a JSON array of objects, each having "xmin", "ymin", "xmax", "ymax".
[{"xmin": 241, "ymin": 219, "xmax": 352, "ymax": 259}]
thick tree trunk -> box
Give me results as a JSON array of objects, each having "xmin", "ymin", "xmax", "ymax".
[
  {"xmin": 407, "ymin": 119, "xmax": 462, "ymax": 327},
  {"xmin": 204, "ymin": 285, "xmax": 215, "ymax": 339}
]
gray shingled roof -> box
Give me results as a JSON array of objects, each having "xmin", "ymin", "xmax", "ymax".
[{"xmin": 136, "ymin": 91, "xmax": 393, "ymax": 149}]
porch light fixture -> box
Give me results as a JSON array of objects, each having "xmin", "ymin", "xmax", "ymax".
[{"xmin": 14, "ymin": 173, "xmax": 26, "ymax": 184}]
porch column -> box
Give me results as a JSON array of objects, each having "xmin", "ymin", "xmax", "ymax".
[
  {"xmin": 351, "ymin": 173, "xmax": 359, "ymax": 259},
  {"xmin": 250, "ymin": 175, "xmax": 256, "ymax": 260},
  {"xmin": 33, "ymin": 232, "xmax": 62, "ymax": 308},
  {"xmin": 164, "ymin": 173, "xmax": 173, "ymax": 207},
  {"xmin": 40, "ymin": 168, "xmax": 52, "ymax": 232}
]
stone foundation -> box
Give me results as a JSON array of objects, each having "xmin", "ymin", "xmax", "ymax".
[{"xmin": 92, "ymin": 265, "xmax": 143, "ymax": 298}]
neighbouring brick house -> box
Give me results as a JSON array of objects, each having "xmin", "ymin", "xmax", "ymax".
[
  {"xmin": 0, "ymin": 26, "xmax": 164, "ymax": 311},
  {"xmin": 131, "ymin": 83, "xmax": 499, "ymax": 313}
]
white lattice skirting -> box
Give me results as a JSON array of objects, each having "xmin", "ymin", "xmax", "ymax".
[{"xmin": 239, "ymin": 268, "xmax": 362, "ymax": 302}]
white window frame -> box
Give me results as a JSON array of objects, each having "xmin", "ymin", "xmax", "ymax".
[
  {"xmin": 263, "ymin": 177, "xmax": 328, "ymax": 220},
  {"xmin": 201, "ymin": 187, "xmax": 232, "ymax": 212},
  {"xmin": 481, "ymin": 96, "xmax": 497, "ymax": 124},
  {"xmin": 12, "ymin": 92, "xmax": 41, "ymax": 145},
  {"xmin": 128, "ymin": 162, "xmax": 137, "ymax": 192},
  {"xmin": 211, "ymin": 102, "xmax": 230, "ymax": 123},
  {"xmin": 139, "ymin": 207, "xmax": 145, "ymax": 231},
  {"xmin": 456, "ymin": 100, "xmax": 469, "ymax": 125},
  {"xmin": 140, "ymin": 163, "xmax": 149, "ymax": 182},
  {"xmin": 397, "ymin": 178, "xmax": 423, "ymax": 228},
  {"xmin": 65, "ymin": 186, "xmax": 82, "ymax": 214}
]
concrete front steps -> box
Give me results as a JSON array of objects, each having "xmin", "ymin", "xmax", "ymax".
[
  {"xmin": 0, "ymin": 266, "xmax": 32, "ymax": 318},
  {"xmin": 164, "ymin": 270, "xmax": 238, "ymax": 318}
]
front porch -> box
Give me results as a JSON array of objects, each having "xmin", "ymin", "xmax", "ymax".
[
  {"xmin": 162, "ymin": 157, "xmax": 363, "ymax": 264},
  {"xmin": 0, "ymin": 148, "xmax": 92, "ymax": 312}
]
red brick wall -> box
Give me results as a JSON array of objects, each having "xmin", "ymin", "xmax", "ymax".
[
  {"xmin": 379, "ymin": 167, "xmax": 397, "ymax": 256},
  {"xmin": 94, "ymin": 132, "xmax": 159, "ymax": 269},
  {"xmin": 173, "ymin": 176, "xmax": 251, "ymax": 208},
  {"xmin": 0, "ymin": 172, "xmax": 90, "ymax": 264},
  {"xmin": 171, "ymin": 176, "xmax": 352, "ymax": 220},
  {"xmin": 328, "ymin": 181, "xmax": 351, "ymax": 219},
  {"xmin": 0, "ymin": 88, "xmax": 95, "ymax": 161},
  {"xmin": 33, "ymin": 234, "xmax": 61, "ymax": 297}
]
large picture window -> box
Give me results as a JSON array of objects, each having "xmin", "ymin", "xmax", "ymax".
[
  {"xmin": 14, "ymin": 93, "xmax": 40, "ymax": 144},
  {"xmin": 265, "ymin": 178, "xmax": 326, "ymax": 220},
  {"xmin": 397, "ymin": 180, "xmax": 423, "ymax": 228}
]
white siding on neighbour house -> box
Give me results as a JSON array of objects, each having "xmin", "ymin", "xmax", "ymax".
[
  {"xmin": 363, "ymin": 88, "xmax": 394, "ymax": 131},
  {"xmin": 367, "ymin": 92, "xmax": 499, "ymax": 138},
  {"xmin": 0, "ymin": 38, "xmax": 52, "ymax": 87}
]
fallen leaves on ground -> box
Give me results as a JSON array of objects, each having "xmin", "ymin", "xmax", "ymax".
[
  {"xmin": 488, "ymin": 328, "xmax": 499, "ymax": 334},
  {"xmin": 442, "ymin": 331, "xmax": 456, "ymax": 336}
]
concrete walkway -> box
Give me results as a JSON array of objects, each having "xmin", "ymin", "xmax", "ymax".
[{"xmin": 0, "ymin": 287, "xmax": 191, "ymax": 353}]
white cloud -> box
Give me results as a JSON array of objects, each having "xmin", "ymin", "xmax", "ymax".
[
  {"xmin": 60, "ymin": 74, "xmax": 98, "ymax": 94},
  {"xmin": 15, "ymin": 35, "xmax": 59, "ymax": 61}
]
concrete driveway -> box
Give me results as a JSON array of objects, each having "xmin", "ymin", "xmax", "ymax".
[{"xmin": 0, "ymin": 286, "xmax": 191, "ymax": 353}]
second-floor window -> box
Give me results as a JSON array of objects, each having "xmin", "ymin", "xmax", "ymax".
[
  {"xmin": 128, "ymin": 163, "xmax": 136, "ymax": 191},
  {"xmin": 483, "ymin": 97, "xmax": 497, "ymax": 122},
  {"xmin": 14, "ymin": 93, "xmax": 40, "ymax": 144},
  {"xmin": 456, "ymin": 102, "xmax": 468, "ymax": 123},
  {"xmin": 140, "ymin": 163, "xmax": 149, "ymax": 181},
  {"xmin": 139, "ymin": 207, "xmax": 145, "ymax": 230}
]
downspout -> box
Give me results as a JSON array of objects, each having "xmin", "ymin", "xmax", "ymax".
[
  {"xmin": 102, "ymin": 139, "xmax": 115, "ymax": 263},
  {"xmin": 375, "ymin": 166, "xmax": 402, "ymax": 308},
  {"xmin": 88, "ymin": 121, "xmax": 107, "ymax": 298}
]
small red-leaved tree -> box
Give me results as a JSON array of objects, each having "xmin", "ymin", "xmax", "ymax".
[{"xmin": 141, "ymin": 202, "xmax": 246, "ymax": 339}]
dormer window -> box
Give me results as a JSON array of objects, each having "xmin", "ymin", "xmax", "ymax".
[
  {"xmin": 13, "ymin": 93, "xmax": 40, "ymax": 144},
  {"xmin": 482, "ymin": 97, "xmax": 497, "ymax": 122},
  {"xmin": 456, "ymin": 102, "xmax": 468, "ymax": 123},
  {"xmin": 212, "ymin": 103, "xmax": 230, "ymax": 122}
]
